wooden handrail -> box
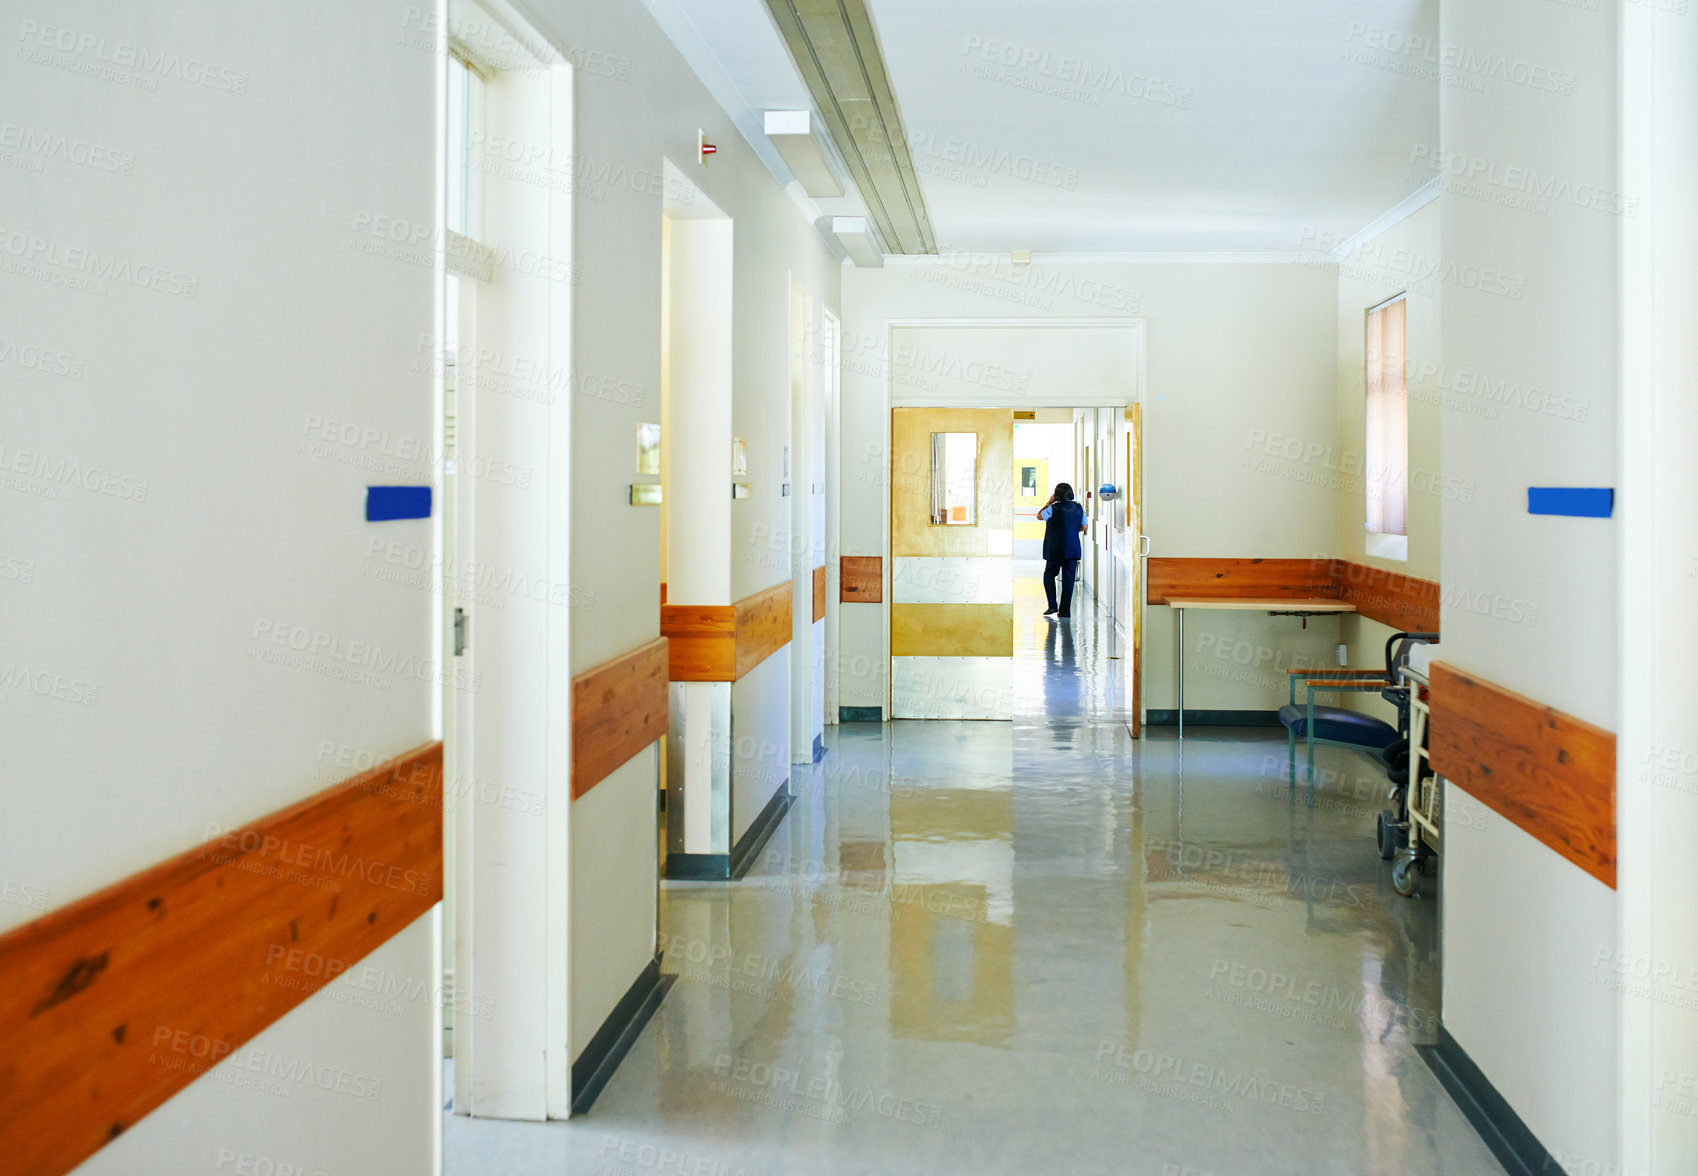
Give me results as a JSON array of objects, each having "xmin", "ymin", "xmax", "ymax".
[{"xmin": 0, "ymin": 743, "xmax": 444, "ymax": 1176}]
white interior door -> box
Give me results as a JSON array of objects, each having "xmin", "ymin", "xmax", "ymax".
[
  {"xmin": 442, "ymin": 274, "xmax": 478, "ymax": 1060},
  {"xmin": 821, "ymin": 311, "xmax": 841, "ymax": 725}
]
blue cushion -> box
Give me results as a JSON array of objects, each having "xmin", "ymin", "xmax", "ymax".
[{"xmin": 1277, "ymin": 704, "xmax": 1399, "ymax": 749}]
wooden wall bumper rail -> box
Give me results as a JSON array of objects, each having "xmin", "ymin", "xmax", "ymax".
[
  {"xmin": 572, "ymin": 638, "xmax": 670, "ymax": 799},
  {"xmin": 660, "ymin": 582, "xmax": 792, "ymax": 683},
  {"xmin": 1146, "ymin": 557, "xmax": 1338, "ymax": 604},
  {"xmin": 1332, "ymin": 560, "xmax": 1440, "ymax": 634},
  {"xmin": 0, "ymin": 742, "xmax": 444, "ymax": 1176},
  {"xmin": 1146, "ymin": 556, "xmax": 1439, "ymax": 632},
  {"xmin": 839, "ymin": 556, "xmax": 882, "ymax": 603},
  {"xmin": 1428, "ymin": 663, "xmax": 1616, "ymax": 888}
]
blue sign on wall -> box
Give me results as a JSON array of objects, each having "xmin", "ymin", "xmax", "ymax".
[
  {"xmin": 366, "ymin": 485, "xmax": 432, "ymax": 521},
  {"xmin": 1527, "ymin": 487, "xmax": 1612, "ymax": 518}
]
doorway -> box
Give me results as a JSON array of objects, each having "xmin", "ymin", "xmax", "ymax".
[
  {"xmin": 1009, "ymin": 407, "xmax": 1143, "ymax": 727},
  {"xmin": 882, "ymin": 322, "xmax": 1147, "ymax": 731}
]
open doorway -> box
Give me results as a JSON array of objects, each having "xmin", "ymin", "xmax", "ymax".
[
  {"xmin": 1012, "ymin": 413, "xmax": 1072, "ymax": 561},
  {"xmin": 883, "ymin": 322, "xmax": 1147, "ymax": 732},
  {"xmin": 1010, "ymin": 407, "xmax": 1142, "ymax": 726}
]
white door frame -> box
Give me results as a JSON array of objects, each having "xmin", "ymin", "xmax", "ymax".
[
  {"xmin": 788, "ymin": 276, "xmax": 815, "ymax": 763},
  {"xmin": 822, "ymin": 309, "xmax": 842, "ymax": 725},
  {"xmin": 878, "ymin": 317, "xmax": 1148, "ymax": 716},
  {"xmin": 440, "ymin": 0, "xmax": 576, "ymax": 1121}
]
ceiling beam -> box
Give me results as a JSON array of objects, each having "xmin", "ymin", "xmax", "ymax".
[{"xmin": 762, "ymin": 0, "xmax": 937, "ymax": 255}]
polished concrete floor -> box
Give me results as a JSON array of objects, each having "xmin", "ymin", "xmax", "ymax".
[
  {"xmin": 445, "ymin": 571, "xmax": 1501, "ymax": 1175},
  {"xmin": 1012, "ymin": 559, "xmax": 1134, "ymax": 722}
]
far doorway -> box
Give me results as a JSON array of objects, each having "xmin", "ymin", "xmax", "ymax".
[
  {"xmin": 1011, "ymin": 407, "xmax": 1142, "ymax": 729},
  {"xmin": 883, "ymin": 321, "xmax": 1148, "ymax": 731}
]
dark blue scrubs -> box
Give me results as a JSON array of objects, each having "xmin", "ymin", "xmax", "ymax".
[{"xmin": 1039, "ymin": 500, "xmax": 1085, "ymax": 615}]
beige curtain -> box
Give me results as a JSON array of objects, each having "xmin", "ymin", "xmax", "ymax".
[
  {"xmin": 1364, "ymin": 298, "xmax": 1408, "ymax": 536},
  {"xmin": 930, "ymin": 432, "xmax": 948, "ymax": 524}
]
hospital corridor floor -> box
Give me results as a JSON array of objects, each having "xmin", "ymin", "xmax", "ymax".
[{"xmin": 444, "ymin": 576, "xmax": 1504, "ymax": 1176}]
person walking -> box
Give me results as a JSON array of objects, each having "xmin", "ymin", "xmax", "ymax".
[{"xmin": 1038, "ymin": 482, "xmax": 1087, "ymax": 619}]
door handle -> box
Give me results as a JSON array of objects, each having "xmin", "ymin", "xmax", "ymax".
[
  {"xmin": 1137, "ymin": 535, "xmax": 1151, "ymax": 557},
  {"xmin": 453, "ymin": 607, "xmax": 469, "ymax": 656}
]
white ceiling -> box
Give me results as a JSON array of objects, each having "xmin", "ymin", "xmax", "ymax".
[{"xmin": 649, "ymin": 0, "xmax": 1439, "ymax": 255}]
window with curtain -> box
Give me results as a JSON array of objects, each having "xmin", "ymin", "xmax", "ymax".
[{"xmin": 1364, "ymin": 296, "xmax": 1408, "ymax": 536}]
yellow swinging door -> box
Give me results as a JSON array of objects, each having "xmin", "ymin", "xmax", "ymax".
[{"xmin": 889, "ymin": 407, "xmax": 1015, "ymax": 719}]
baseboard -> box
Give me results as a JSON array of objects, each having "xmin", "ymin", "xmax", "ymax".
[
  {"xmin": 728, "ymin": 783, "xmax": 791, "ymax": 878},
  {"xmin": 1145, "ymin": 709, "xmax": 1282, "ymax": 727},
  {"xmin": 663, "ymin": 784, "xmax": 792, "ymax": 881},
  {"xmin": 1419, "ymin": 1025, "xmax": 1561, "ymax": 1176},
  {"xmin": 664, "ymin": 852, "xmax": 730, "ymax": 880},
  {"xmin": 570, "ymin": 955, "xmax": 674, "ymax": 1115},
  {"xmin": 839, "ymin": 705, "xmax": 882, "ymax": 723}
]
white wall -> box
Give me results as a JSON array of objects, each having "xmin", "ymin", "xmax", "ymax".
[
  {"xmin": 665, "ymin": 216, "xmax": 734, "ymax": 606},
  {"xmin": 519, "ymin": 0, "xmax": 839, "ymax": 1045},
  {"xmin": 530, "ymin": 0, "xmax": 835, "ymax": 666},
  {"xmin": 569, "ymin": 750, "xmax": 656, "ymax": 1055},
  {"xmin": 839, "ymin": 260, "xmax": 1340, "ymax": 717},
  {"xmin": 2, "ymin": 0, "xmax": 848, "ymax": 1161},
  {"xmin": 1437, "ymin": 8, "xmax": 1618, "ymax": 725},
  {"xmin": 1437, "ymin": 0, "xmax": 1621, "ymax": 1165},
  {"xmin": 889, "ymin": 323, "xmax": 1139, "ymax": 406},
  {"xmin": 731, "ymin": 651, "xmax": 789, "ymax": 843},
  {"xmin": 1, "ymin": 2, "xmax": 437, "ymax": 1170}
]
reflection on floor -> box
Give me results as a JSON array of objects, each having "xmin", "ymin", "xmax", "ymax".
[
  {"xmin": 445, "ymin": 578, "xmax": 1500, "ymax": 1175},
  {"xmin": 1013, "ymin": 558, "xmax": 1132, "ymax": 723}
]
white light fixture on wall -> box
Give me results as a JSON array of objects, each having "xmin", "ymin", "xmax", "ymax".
[
  {"xmin": 763, "ymin": 110, "xmax": 846, "ymax": 197},
  {"xmin": 829, "ymin": 216, "xmax": 885, "ymax": 268}
]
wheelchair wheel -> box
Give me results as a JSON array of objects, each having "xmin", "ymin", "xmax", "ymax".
[
  {"xmin": 1376, "ymin": 810, "xmax": 1399, "ymax": 860},
  {"xmin": 1391, "ymin": 854, "xmax": 1422, "ymax": 897}
]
